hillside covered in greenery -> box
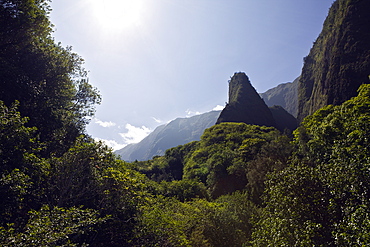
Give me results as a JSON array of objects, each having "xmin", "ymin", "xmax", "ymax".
[{"xmin": 1, "ymin": 0, "xmax": 370, "ymax": 246}]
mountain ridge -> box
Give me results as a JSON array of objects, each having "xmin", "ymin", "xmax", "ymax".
[{"xmin": 115, "ymin": 110, "xmax": 220, "ymax": 161}]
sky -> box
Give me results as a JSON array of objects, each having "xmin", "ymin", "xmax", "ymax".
[{"xmin": 49, "ymin": 0, "xmax": 334, "ymax": 150}]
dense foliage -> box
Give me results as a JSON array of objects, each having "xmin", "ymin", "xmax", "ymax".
[
  {"xmin": 252, "ymin": 84, "xmax": 370, "ymax": 246},
  {"xmin": 1, "ymin": 0, "xmax": 370, "ymax": 246}
]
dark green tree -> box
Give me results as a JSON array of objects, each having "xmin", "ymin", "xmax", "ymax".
[
  {"xmin": 0, "ymin": 101, "xmax": 48, "ymax": 227},
  {"xmin": 183, "ymin": 123, "xmax": 279, "ymax": 198},
  {"xmin": 136, "ymin": 191, "xmax": 256, "ymax": 247},
  {"xmin": 0, "ymin": 0, "xmax": 100, "ymax": 156},
  {"xmin": 47, "ymin": 140, "xmax": 149, "ymax": 246},
  {"xmin": 0, "ymin": 205, "xmax": 107, "ymax": 247}
]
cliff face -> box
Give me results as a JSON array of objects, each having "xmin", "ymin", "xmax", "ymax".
[
  {"xmin": 216, "ymin": 72, "xmax": 276, "ymax": 127},
  {"xmin": 298, "ymin": 0, "xmax": 370, "ymax": 122}
]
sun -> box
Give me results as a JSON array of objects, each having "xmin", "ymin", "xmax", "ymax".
[{"xmin": 90, "ymin": 0, "xmax": 145, "ymax": 31}]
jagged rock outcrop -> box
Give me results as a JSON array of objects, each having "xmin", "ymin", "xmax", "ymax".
[
  {"xmin": 298, "ymin": 0, "xmax": 370, "ymax": 122},
  {"xmin": 260, "ymin": 76, "xmax": 299, "ymax": 117},
  {"xmin": 216, "ymin": 72, "xmax": 276, "ymax": 127},
  {"xmin": 115, "ymin": 110, "xmax": 220, "ymax": 161}
]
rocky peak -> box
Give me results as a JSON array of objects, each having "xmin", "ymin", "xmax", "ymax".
[{"xmin": 216, "ymin": 72, "xmax": 276, "ymax": 127}]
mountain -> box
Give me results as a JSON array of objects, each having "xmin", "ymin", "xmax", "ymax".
[
  {"xmin": 115, "ymin": 111, "xmax": 220, "ymax": 161},
  {"xmin": 260, "ymin": 76, "xmax": 299, "ymax": 117},
  {"xmin": 297, "ymin": 0, "xmax": 370, "ymax": 122},
  {"xmin": 216, "ymin": 72, "xmax": 276, "ymax": 127},
  {"xmin": 216, "ymin": 72, "xmax": 297, "ymax": 132},
  {"xmin": 116, "ymin": 72, "xmax": 299, "ymax": 162}
]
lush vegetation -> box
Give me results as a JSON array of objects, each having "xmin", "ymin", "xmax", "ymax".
[{"xmin": 1, "ymin": 0, "xmax": 370, "ymax": 246}]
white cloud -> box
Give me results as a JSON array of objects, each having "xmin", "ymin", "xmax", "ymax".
[
  {"xmin": 152, "ymin": 117, "xmax": 162, "ymax": 123},
  {"xmin": 119, "ymin": 123, "xmax": 151, "ymax": 144},
  {"xmin": 94, "ymin": 138, "xmax": 127, "ymax": 151},
  {"xmin": 94, "ymin": 118, "xmax": 116, "ymax": 128},
  {"xmin": 185, "ymin": 109, "xmax": 201, "ymax": 117},
  {"xmin": 212, "ymin": 105, "xmax": 224, "ymax": 111}
]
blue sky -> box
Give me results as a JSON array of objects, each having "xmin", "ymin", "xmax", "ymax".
[{"xmin": 50, "ymin": 0, "xmax": 334, "ymax": 150}]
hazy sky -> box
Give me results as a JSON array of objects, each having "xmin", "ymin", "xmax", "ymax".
[{"xmin": 50, "ymin": 0, "xmax": 334, "ymax": 150}]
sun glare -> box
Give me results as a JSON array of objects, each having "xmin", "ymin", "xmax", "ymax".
[{"xmin": 90, "ymin": 0, "xmax": 145, "ymax": 31}]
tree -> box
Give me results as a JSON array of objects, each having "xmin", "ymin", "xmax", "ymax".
[
  {"xmin": 0, "ymin": 205, "xmax": 107, "ymax": 247},
  {"xmin": 136, "ymin": 193, "xmax": 255, "ymax": 247},
  {"xmin": 0, "ymin": 0, "xmax": 100, "ymax": 156},
  {"xmin": 46, "ymin": 139, "xmax": 150, "ymax": 246},
  {"xmin": 0, "ymin": 101, "xmax": 48, "ymax": 227},
  {"xmin": 183, "ymin": 123, "xmax": 279, "ymax": 198}
]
